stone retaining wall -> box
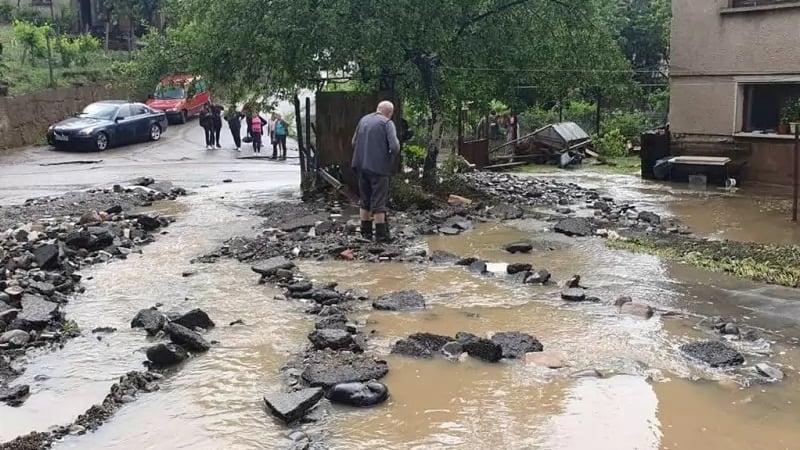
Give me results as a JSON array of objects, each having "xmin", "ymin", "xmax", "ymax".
[{"xmin": 0, "ymin": 84, "xmax": 128, "ymax": 150}]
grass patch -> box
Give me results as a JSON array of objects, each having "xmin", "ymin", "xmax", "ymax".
[
  {"xmin": 608, "ymin": 235, "xmax": 800, "ymax": 288},
  {"xmin": 0, "ymin": 25, "xmax": 128, "ymax": 95},
  {"xmin": 515, "ymin": 155, "xmax": 640, "ymax": 175}
]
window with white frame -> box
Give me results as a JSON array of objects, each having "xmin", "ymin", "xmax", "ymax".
[{"xmin": 741, "ymin": 83, "xmax": 800, "ymax": 133}]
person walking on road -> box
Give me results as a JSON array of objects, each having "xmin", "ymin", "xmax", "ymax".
[
  {"xmin": 351, "ymin": 101, "xmax": 400, "ymax": 243},
  {"xmin": 199, "ymin": 103, "xmax": 214, "ymax": 150},
  {"xmin": 250, "ymin": 111, "xmax": 266, "ymax": 154},
  {"xmin": 210, "ymin": 102, "xmax": 224, "ymax": 149},
  {"xmin": 225, "ymin": 106, "xmax": 244, "ymax": 151},
  {"xmin": 273, "ymin": 113, "xmax": 289, "ymax": 160}
]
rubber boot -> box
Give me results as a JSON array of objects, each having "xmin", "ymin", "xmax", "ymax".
[
  {"xmin": 360, "ymin": 220, "xmax": 374, "ymax": 240},
  {"xmin": 375, "ymin": 222, "xmax": 391, "ymax": 243}
]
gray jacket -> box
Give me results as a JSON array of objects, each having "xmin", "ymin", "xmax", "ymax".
[{"xmin": 351, "ymin": 112, "xmax": 401, "ymax": 176}]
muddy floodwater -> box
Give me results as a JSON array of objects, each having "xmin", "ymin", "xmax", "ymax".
[{"xmin": 2, "ymin": 177, "xmax": 800, "ymax": 450}]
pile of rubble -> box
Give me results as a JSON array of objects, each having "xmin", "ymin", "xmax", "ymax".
[{"xmin": 0, "ymin": 179, "xmax": 185, "ymax": 407}]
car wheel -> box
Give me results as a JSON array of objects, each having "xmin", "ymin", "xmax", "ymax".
[
  {"xmin": 179, "ymin": 110, "xmax": 188, "ymax": 124},
  {"xmin": 95, "ymin": 132, "xmax": 109, "ymax": 151},
  {"xmin": 150, "ymin": 123, "xmax": 162, "ymax": 141}
]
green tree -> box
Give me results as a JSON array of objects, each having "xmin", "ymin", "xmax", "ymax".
[{"xmin": 134, "ymin": 0, "xmax": 631, "ymax": 179}]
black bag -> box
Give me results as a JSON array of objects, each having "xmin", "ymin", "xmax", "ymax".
[{"xmin": 242, "ymin": 135, "xmax": 253, "ymax": 144}]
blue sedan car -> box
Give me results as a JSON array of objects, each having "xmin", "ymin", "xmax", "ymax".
[{"xmin": 47, "ymin": 101, "xmax": 168, "ymax": 151}]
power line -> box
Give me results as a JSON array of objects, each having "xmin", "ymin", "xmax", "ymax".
[{"xmin": 441, "ymin": 65, "xmax": 666, "ymax": 74}]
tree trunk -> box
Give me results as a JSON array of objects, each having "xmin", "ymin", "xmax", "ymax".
[
  {"xmin": 105, "ymin": 19, "xmax": 110, "ymax": 52},
  {"xmin": 411, "ymin": 52, "xmax": 443, "ymax": 183},
  {"xmin": 128, "ymin": 17, "xmax": 134, "ymax": 57}
]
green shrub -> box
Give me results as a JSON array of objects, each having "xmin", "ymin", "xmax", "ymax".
[
  {"xmin": 12, "ymin": 8, "xmax": 45, "ymax": 25},
  {"xmin": 13, "ymin": 20, "xmax": 50, "ymax": 66},
  {"xmin": 0, "ymin": 3, "xmax": 13, "ymax": 23},
  {"xmin": 601, "ymin": 110, "xmax": 649, "ymax": 140},
  {"xmin": 595, "ymin": 128, "xmax": 627, "ymax": 157},
  {"xmin": 402, "ymin": 144, "xmax": 426, "ymax": 170}
]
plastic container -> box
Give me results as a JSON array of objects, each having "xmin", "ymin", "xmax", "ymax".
[{"xmin": 688, "ymin": 174, "xmax": 707, "ymax": 190}]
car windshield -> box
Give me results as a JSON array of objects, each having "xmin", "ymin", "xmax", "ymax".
[
  {"xmin": 79, "ymin": 103, "xmax": 119, "ymax": 120},
  {"xmin": 153, "ymin": 84, "xmax": 186, "ymax": 100}
]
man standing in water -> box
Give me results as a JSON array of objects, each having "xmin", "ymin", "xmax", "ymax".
[{"xmin": 351, "ymin": 100, "xmax": 401, "ymax": 243}]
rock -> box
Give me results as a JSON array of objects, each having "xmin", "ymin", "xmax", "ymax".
[
  {"xmin": 288, "ymin": 281, "xmax": 313, "ymax": 293},
  {"xmin": 311, "ymin": 289, "xmax": 343, "ymax": 305},
  {"xmin": 18, "ymin": 294, "xmax": 59, "ymax": 329},
  {"xmin": 722, "ymin": 323, "xmax": 740, "ymax": 335},
  {"xmin": 455, "ymin": 257, "xmax": 478, "ymax": 266},
  {"xmin": 490, "ymin": 331, "xmax": 543, "ymax": 358},
  {"xmin": 373, "ymin": 290, "xmax": 426, "ymax": 311},
  {"xmin": 339, "ymin": 249, "xmax": 355, "ymax": 261},
  {"xmin": 105, "ymin": 205, "xmax": 123, "ymax": 214},
  {"xmin": 554, "ymin": 218, "xmax": 594, "ymax": 237},
  {"xmin": 680, "ymin": 341, "xmax": 744, "ymax": 368},
  {"xmin": 308, "ymin": 329, "xmax": 355, "ymax": 351},
  {"xmin": 525, "ymin": 269, "xmax": 551, "ymax": 284},
  {"xmin": 638, "ymin": 211, "xmax": 661, "ymax": 224},
  {"xmin": 252, "ymin": 257, "xmax": 295, "ymax": 276},
  {"xmin": 172, "ymin": 308, "xmax": 215, "ymax": 330},
  {"xmin": 79, "ymin": 210, "xmax": 102, "ymax": 225},
  {"xmin": 430, "ymin": 250, "xmax": 459, "ymax": 263},
  {"xmin": 0, "ymin": 384, "xmax": 30, "ymax": 404},
  {"xmin": 264, "ymin": 387, "xmax": 324, "ymax": 423},
  {"xmin": 459, "ymin": 335, "xmax": 503, "ymax": 362},
  {"xmin": 29, "ymin": 281, "xmax": 56, "ymax": 296},
  {"xmin": 560, "ymin": 288, "xmax": 586, "ymax": 302},
  {"xmin": 448, "ymin": 194, "xmax": 473, "ymax": 206},
  {"xmin": 755, "ymin": 363, "xmax": 784, "ymax": 381},
  {"xmin": 132, "ymin": 176, "xmax": 154, "ymax": 186},
  {"xmin": 131, "ymin": 308, "xmax": 166, "ymax": 336},
  {"xmin": 507, "ymin": 263, "xmax": 533, "ymax": 275},
  {"xmin": 164, "ymin": 323, "xmax": 211, "ymax": 352},
  {"xmin": 620, "ymin": 303, "xmax": 654, "ymax": 320},
  {"xmin": 146, "ymin": 343, "xmax": 188, "ymax": 367},
  {"xmin": 524, "ymin": 351, "xmax": 567, "ymax": 369},
  {"xmin": 327, "ymin": 381, "xmax": 389, "ymax": 407},
  {"xmin": 229, "ymin": 319, "xmax": 245, "ymax": 326},
  {"xmin": 315, "ymin": 314, "xmax": 348, "ymax": 330},
  {"xmin": 136, "ymin": 215, "xmax": 161, "ymax": 231},
  {"xmin": 442, "ymin": 341, "xmax": 464, "ymax": 360},
  {"xmin": 565, "ymin": 275, "xmax": 581, "ymax": 288},
  {"xmin": 570, "ymin": 368, "xmax": 603, "ymax": 378},
  {"xmin": 302, "ymin": 353, "xmax": 389, "ymax": 388},
  {"xmin": 33, "ymin": 244, "xmax": 59, "ymax": 270},
  {"xmin": 4, "ymin": 285, "xmax": 24, "ymax": 298},
  {"xmin": 0, "ymin": 329, "xmax": 30, "ymax": 347},
  {"xmin": 505, "ymin": 242, "xmax": 533, "ymax": 254},
  {"xmin": 391, "ymin": 333, "xmax": 451, "ymax": 358},
  {"xmin": 468, "ymin": 260, "xmax": 488, "ymax": 274}
]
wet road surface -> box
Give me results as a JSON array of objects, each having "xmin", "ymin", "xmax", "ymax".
[{"xmin": 0, "ymin": 119, "xmax": 301, "ymax": 205}]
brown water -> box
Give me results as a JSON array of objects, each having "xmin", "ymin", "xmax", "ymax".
[{"xmin": 1, "ymin": 180, "xmax": 799, "ymax": 450}]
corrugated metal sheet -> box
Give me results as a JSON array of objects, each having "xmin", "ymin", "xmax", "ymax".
[{"xmin": 551, "ymin": 122, "xmax": 590, "ymax": 143}]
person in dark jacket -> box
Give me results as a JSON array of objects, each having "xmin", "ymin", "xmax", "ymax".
[
  {"xmin": 210, "ymin": 102, "xmax": 224, "ymax": 148},
  {"xmin": 224, "ymin": 106, "xmax": 243, "ymax": 151},
  {"xmin": 199, "ymin": 103, "xmax": 214, "ymax": 150},
  {"xmin": 351, "ymin": 101, "xmax": 401, "ymax": 242}
]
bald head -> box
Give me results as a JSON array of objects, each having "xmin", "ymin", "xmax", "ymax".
[{"xmin": 377, "ymin": 101, "xmax": 395, "ymax": 118}]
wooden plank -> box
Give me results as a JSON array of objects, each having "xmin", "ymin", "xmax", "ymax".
[{"xmin": 483, "ymin": 162, "xmax": 527, "ymax": 171}]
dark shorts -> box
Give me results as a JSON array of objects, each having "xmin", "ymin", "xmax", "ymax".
[{"xmin": 357, "ymin": 170, "xmax": 390, "ymax": 213}]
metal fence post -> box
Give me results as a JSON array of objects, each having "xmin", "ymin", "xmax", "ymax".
[{"xmin": 794, "ymin": 127, "xmax": 799, "ymax": 222}]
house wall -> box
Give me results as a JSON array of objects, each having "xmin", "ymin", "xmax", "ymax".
[
  {"xmin": 0, "ymin": 84, "xmax": 127, "ymax": 150},
  {"xmin": 2, "ymin": 0, "xmax": 76, "ymax": 18},
  {"xmin": 668, "ymin": 0, "xmax": 800, "ymax": 188}
]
